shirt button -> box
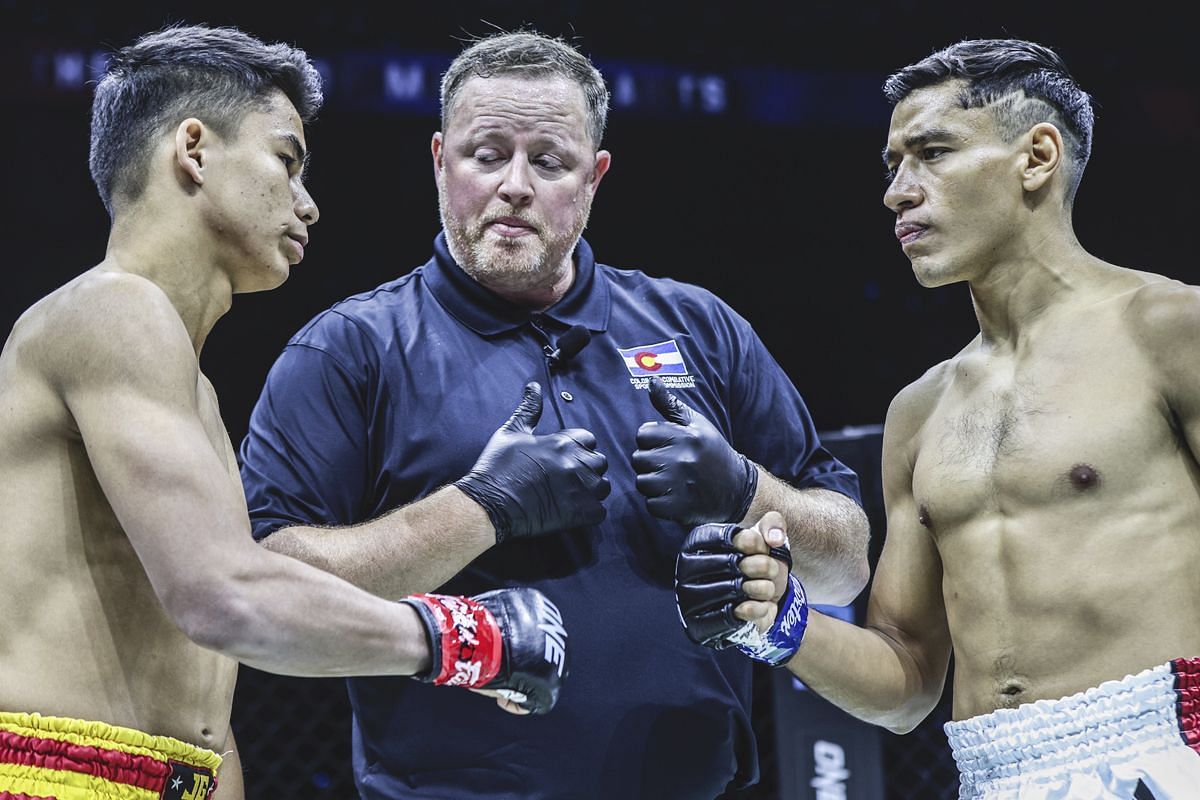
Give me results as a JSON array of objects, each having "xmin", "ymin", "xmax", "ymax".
[{"xmin": 560, "ymin": 391, "xmax": 574, "ymax": 402}]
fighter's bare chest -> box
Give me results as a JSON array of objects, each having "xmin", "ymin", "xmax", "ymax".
[{"xmin": 910, "ymin": 335, "xmax": 1162, "ymax": 518}]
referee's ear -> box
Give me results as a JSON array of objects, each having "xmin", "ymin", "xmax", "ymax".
[
  {"xmin": 431, "ymin": 132, "xmax": 446, "ymax": 178},
  {"xmin": 588, "ymin": 149, "xmax": 611, "ymax": 194}
]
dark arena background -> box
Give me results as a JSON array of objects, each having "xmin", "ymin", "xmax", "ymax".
[{"xmin": 3, "ymin": 1, "xmax": 1196, "ymax": 797}]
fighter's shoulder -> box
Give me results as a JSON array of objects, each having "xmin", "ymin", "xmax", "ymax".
[
  {"xmin": 1116, "ymin": 275, "xmax": 1200, "ymax": 358},
  {"xmin": 33, "ymin": 268, "xmax": 179, "ymax": 326},
  {"xmin": 1099, "ymin": 273, "xmax": 1200, "ymax": 383},
  {"xmin": 885, "ymin": 355, "xmax": 959, "ymax": 430},
  {"xmin": 878, "ymin": 355, "xmax": 961, "ymax": 483},
  {"xmin": 16, "ymin": 270, "xmax": 191, "ymax": 380}
]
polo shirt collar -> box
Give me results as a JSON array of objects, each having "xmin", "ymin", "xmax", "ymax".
[{"xmin": 423, "ymin": 231, "xmax": 611, "ymax": 337}]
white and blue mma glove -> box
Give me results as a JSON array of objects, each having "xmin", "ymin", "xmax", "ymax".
[{"xmin": 674, "ymin": 523, "xmax": 808, "ymax": 667}]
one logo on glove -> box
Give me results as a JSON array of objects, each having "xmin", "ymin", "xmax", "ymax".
[{"xmin": 537, "ymin": 598, "xmax": 568, "ymax": 677}]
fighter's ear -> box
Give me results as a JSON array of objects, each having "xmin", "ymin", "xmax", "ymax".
[
  {"xmin": 1021, "ymin": 122, "xmax": 1064, "ymax": 193},
  {"xmin": 174, "ymin": 118, "xmax": 208, "ymax": 186}
]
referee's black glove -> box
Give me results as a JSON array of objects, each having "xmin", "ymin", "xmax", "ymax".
[
  {"xmin": 456, "ymin": 381, "xmax": 611, "ymax": 543},
  {"xmin": 631, "ymin": 377, "xmax": 757, "ymax": 527}
]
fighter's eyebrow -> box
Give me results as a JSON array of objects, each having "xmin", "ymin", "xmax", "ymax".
[
  {"xmin": 281, "ymin": 133, "xmax": 311, "ymax": 179},
  {"xmin": 882, "ymin": 127, "xmax": 958, "ymax": 167}
]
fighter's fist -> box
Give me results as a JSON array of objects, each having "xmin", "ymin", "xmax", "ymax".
[
  {"xmin": 456, "ymin": 381, "xmax": 610, "ymax": 542},
  {"xmin": 631, "ymin": 377, "xmax": 757, "ymax": 526},
  {"xmin": 402, "ymin": 587, "xmax": 569, "ymax": 715},
  {"xmin": 674, "ymin": 522, "xmax": 807, "ymax": 667}
]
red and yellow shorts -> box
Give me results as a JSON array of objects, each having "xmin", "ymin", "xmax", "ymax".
[{"xmin": 0, "ymin": 713, "xmax": 220, "ymax": 800}]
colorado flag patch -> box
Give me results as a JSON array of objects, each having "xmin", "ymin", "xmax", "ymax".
[{"xmin": 616, "ymin": 339, "xmax": 695, "ymax": 388}]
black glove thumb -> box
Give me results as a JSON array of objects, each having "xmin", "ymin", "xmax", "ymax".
[
  {"xmin": 648, "ymin": 376, "xmax": 691, "ymax": 425},
  {"xmin": 500, "ymin": 381, "xmax": 543, "ymax": 435}
]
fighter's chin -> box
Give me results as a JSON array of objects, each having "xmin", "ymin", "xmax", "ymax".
[
  {"xmin": 233, "ymin": 265, "xmax": 290, "ymax": 294},
  {"xmin": 911, "ymin": 263, "xmax": 960, "ymax": 289},
  {"xmin": 911, "ymin": 269, "xmax": 940, "ymax": 289},
  {"xmin": 265, "ymin": 268, "xmax": 291, "ymax": 291}
]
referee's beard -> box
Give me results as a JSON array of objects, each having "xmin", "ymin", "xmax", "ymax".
[{"xmin": 438, "ymin": 174, "xmax": 593, "ymax": 294}]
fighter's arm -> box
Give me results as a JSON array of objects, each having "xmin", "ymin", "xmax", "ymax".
[
  {"xmin": 783, "ymin": 382, "xmax": 953, "ymax": 733},
  {"xmin": 685, "ymin": 380, "xmax": 951, "ymax": 732},
  {"xmin": 742, "ymin": 472, "xmax": 869, "ymax": 606},
  {"xmin": 53, "ymin": 276, "xmax": 432, "ymax": 677},
  {"xmin": 1130, "ymin": 281, "xmax": 1200, "ymax": 453},
  {"xmin": 258, "ymin": 486, "xmax": 498, "ymax": 600}
]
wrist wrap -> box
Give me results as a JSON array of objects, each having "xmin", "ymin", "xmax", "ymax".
[
  {"xmin": 726, "ymin": 572, "xmax": 809, "ymax": 667},
  {"xmin": 402, "ymin": 593, "xmax": 504, "ymax": 687}
]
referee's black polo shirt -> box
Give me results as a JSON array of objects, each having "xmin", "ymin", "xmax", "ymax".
[{"xmin": 239, "ymin": 232, "xmax": 862, "ymax": 800}]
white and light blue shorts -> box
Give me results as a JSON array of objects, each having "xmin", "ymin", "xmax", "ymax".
[{"xmin": 945, "ymin": 658, "xmax": 1200, "ymax": 799}]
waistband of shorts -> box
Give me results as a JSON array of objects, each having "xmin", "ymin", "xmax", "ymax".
[
  {"xmin": 945, "ymin": 658, "xmax": 1200, "ymax": 788},
  {"xmin": 0, "ymin": 712, "xmax": 220, "ymax": 800}
]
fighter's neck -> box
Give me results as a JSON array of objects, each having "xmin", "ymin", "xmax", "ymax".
[
  {"xmin": 968, "ymin": 245, "xmax": 1107, "ymax": 348},
  {"xmin": 103, "ymin": 221, "xmax": 234, "ymax": 356}
]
